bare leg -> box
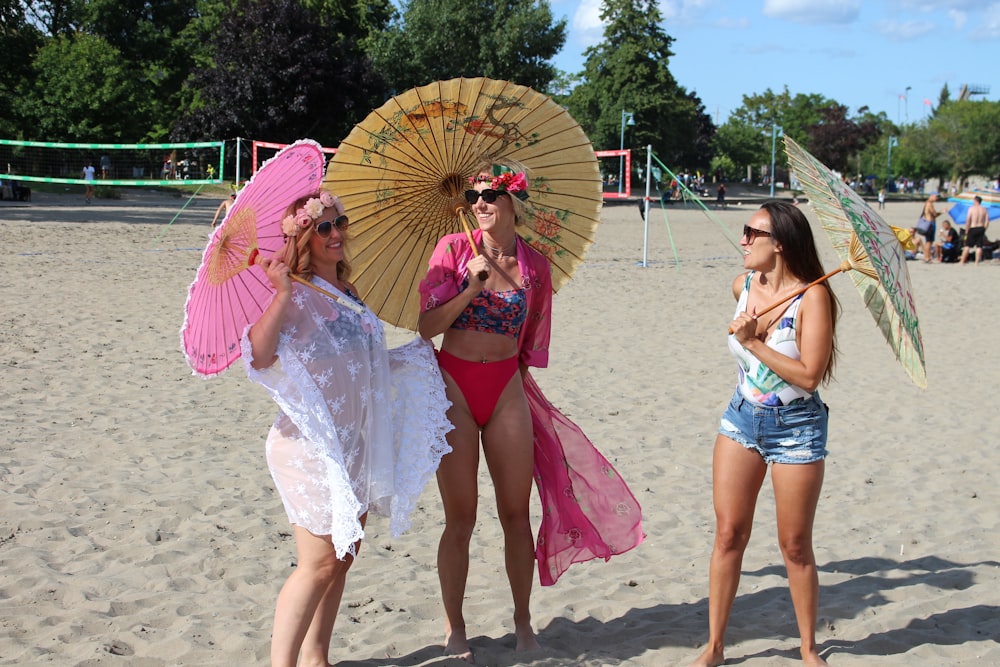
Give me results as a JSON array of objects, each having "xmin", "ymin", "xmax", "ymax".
[
  {"xmin": 482, "ymin": 373, "xmax": 539, "ymax": 651},
  {"xmin": 687, "ymin": 435, "xmax": 767, "ymax": 667},
  {"xmin": 271, "ymin": 526, "xmax": 360, "ymax": 667},
  {"xmin": 436, "ymin": 373, "xmax": 480, "ymax": 662},
  {"xmin": 772, "ymin": 461, "xmax": 829, "ymax": 667}
]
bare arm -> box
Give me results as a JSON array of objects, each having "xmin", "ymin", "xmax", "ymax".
[
  {"xmin": 729, "ymin": 284, "xmax": 833, "ymax": 392},
  {"xmin": 417, "ymin": 254, "xmax": 490, "ymax": 339},
  {"xmin": 246, "ymin": 257, "xmax": 293, "ymax": 369}
]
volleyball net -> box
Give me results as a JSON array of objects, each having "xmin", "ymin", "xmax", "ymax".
[
  {"xmin": 0, "ymin": 139, "xmax": 225, "ymax": 186},
  {"xmin": 250, "ymin": 140, "xmax": 336, "ymax": 176}
]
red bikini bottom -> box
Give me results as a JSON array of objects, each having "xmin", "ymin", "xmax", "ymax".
[{"xmin": 437, "ymin": 349, "xmax": 519, "ymax": 427}]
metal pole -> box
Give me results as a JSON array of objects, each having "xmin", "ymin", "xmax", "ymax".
[
  {"xmin": 886, "ymin": 136, "xmax": 896, "ymax": 190},
  {"xmin": 770, "ymin": 124, "xmax": 777, "ymax": 198},
  {"xmin": 642, "ymin": 145, "xmax": 652, "ymax": 267},
  {"xmin": 905, "ymin": 86, "xmax": 911, "ymax": 124},
  {"xmin": 235, "ymin": 136, "xmax": 242, "ymax": 187},
  {"xmin": 618, "ymin": 111, "xmax": 625, "ymax": 195}
]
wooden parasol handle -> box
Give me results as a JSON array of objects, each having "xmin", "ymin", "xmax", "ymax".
[
  {"xmin": 455, "ymin": 204, "xmax": 489, "ymax": 282},
  {"xmin": 289, "ymin": 274, "xmax": 365, "ymax": 314},
  {"xmin": 249, "ymin": 248, "xmax": 365, "ymax": 314},
  {"xmin": 728, "ymin": 261, "xmax": 849, "ymax": 334}
]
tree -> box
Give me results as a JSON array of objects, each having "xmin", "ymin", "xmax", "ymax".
[
  {"xmin": 804, "ymin": 103, "xmax": 881, "ymax": 174},
  {"xmin": 717, "ymin": 86, "xmax": 888, "ymax": 182},
  {"xmin": 564, "ymin": 0, "xmax": 714, "ymax": 170},
  {"xmin": 371, "ymin": 0, "xmax": 566, "ymax": 94},
  {"xmin": 1, "ymin": 0, "xmax": 44, "ymax": 137},
  {"xmin": 79, "ymin": 0, "xmax": 200, "ymax": 140},
  {"xmin": 172, "ymin": 0, "xmax": 384, "ymax": 145},
  {"xmin": 901, "ymin": 99, "xmax": 1000, "ymax": 187},
  {"xmin": 13, "ymin": 32, "xmax": 141, "ymax": 141}
]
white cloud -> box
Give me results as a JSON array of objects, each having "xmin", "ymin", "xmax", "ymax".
[
  {"xmin": 570, "ymin": 0, "xmax": 604, "ymax": 46},
  {"xmin": 948, "ymin": 10, "xmax": 968, "ymax": 30},
  {"xmin": 875, "ymin": 19, "xmax": 937, "ymax": 41},
  {"xmin": 716, "ymin": 16, "xmax": 751, "ymax": 29},
  {"xmin": 895, "ymin": 0, "xmax": 985, "ymax": 11},
  {"xmin": 970, "ymin": 2, "xmax": 1000, "ymax": 39},
  {"xmin": 762, "ymin": 0, "xmax": 861, "ymax": 24}
]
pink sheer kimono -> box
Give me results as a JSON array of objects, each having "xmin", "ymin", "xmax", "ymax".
[{"xmin": 419, "ymin": 231, "xmax": 644, "ymax": 585}]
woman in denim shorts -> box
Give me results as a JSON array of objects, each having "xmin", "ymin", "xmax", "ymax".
[{"xmin": 689, "ymin": 201, "xmax": 838, "ymax": 667}]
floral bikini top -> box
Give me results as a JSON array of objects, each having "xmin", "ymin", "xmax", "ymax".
[
  {"xmin": 727, "ymin": 271, "xmax": 812, "ymax": 407},
  {"xmin": 451, "ymin": 280, "xmax": 527, "ymax": 339}
]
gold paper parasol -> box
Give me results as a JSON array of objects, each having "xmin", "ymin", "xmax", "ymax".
[{"xmin": 324, "ymin": 77, "xmax": 603, "ymax": 330}]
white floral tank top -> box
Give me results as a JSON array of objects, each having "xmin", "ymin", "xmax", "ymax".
[{"xmin": 727, "ymin": 272, "xmax": 813, "ymax": 407}]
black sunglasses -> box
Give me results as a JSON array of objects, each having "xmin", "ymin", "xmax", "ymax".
[
  {"xmin": 464, "ymin": 189, "xmax": 509, "ymax": 205},
  {"xmin": 315, "ymin": 215, "xmax": 349, "ymax": 237},
  {"xmin": 743, "ymin": 224, "xmax": 772, "ymax": 241}
]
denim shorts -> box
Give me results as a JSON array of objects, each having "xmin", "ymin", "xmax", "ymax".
[{"xmin": 718, "ymin": 390, "xmax": 829, "ymax": 464}]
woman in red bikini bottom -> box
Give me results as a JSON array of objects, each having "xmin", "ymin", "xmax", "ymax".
[
  {"xmin": 418, "ymin": 159, "xmax": 549, "ymax": 660},
  {"xmin": 418, "ymin": 159, "xmax": 645, "ymax": 662}
]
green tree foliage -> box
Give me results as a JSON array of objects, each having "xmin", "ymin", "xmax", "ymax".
[
  {"xmin": 371, "ymin": 0, "xmax": 566, "ymax": 93},
  {"xmin": 22, "ymin": 0, "xmax": 85, "ymax": 36},
  {"xmin": 81, "ymin": 0, "xmax": 199, "ymax": 140},
  {"xmin": 13, "ymin": 32, "xmax": 140, "ymax": 141},
  {"xmin": 804, "ymin": 103, "xmax": 881, "ymax": 173},
  {"xmin": 302, "ymin": 0, "xmax": 395, "ymax": 47},
  {"xmin": 898, "ymin": 100, "xmax": 1000, "ymax": 185},
  {"xmin": 1, "ymin": 1, "xmax": 44, "ymax": 137},
  {"xmin": 172, "ymin": 0, "xmax": 384, "ymax": 145},
  {"xmin": 717, "ymin": 86, "xmax": 887, "ymax": 179},
  {"xmin": 564, "ymin": 0, "xmax": 713, "ymax": 169}
]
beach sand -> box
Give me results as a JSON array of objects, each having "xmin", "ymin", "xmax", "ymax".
[{"xmin": 1, "ymin": 189, "xmax": 998, "ymax": 666}]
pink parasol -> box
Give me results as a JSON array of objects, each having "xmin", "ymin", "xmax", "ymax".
[{"xmin": 181, "ymin": 139, "xmax": 355, "ymax": 377}]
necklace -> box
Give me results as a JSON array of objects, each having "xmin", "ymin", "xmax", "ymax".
[{"xmin": 482, "ymin": 237, "xmax": 517, "ymax": 260}]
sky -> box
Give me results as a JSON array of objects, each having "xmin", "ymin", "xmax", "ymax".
[{"xmin": 547, "ymin": 0, "xmax": 1000, "ymax": 126}]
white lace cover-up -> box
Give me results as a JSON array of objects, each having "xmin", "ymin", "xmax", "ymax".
[{"xmin": 241, "ymin": 277, "xmax": 452, "ymax": 559}]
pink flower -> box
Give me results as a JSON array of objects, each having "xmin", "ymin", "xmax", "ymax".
[
  {"xmin": 319, "ymin": 191, "xmax": 336, "ymax": 208},
  {"xmin": 295, "ymin": 211, "xmax": 312, "ymax": 228}
]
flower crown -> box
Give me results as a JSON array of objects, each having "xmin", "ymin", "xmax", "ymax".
[
  {"xmin": 281, "ymin": 191, "xmax": 339, "ymax": 236},
  {"xmin": 468, "ymin": 171, "xmax": 529, "ymax": 201}
]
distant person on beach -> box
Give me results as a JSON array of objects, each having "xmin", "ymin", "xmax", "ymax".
[
  {"xmin": 717, "ymin": 183, "xmax": 727, "ymax": 208},
  {"xmin": 688, "ymin": 201, "xmax": 837, "ymax": 667},
  {"xmin": 960, "ymin": 196, "xmax": 990, "ymax": 265},
  {"xmin": 210, "ymin": 193, "xmax": 236, "ymax": 228},
  {"xmin": 878, "ymin": 187, "xmax": 886, "ymax": 210},
  {"xmin": 244, "ymin": 189, "xmax": 451, "ymax": 667},
  {"xmin": 935, "ymin": 220, "xmax": 960, "ymax": 263},
  {"xmin": 915, "ymin": 194, "xmax": 942, "ymax": 262},
  {"xmin": 82, "ymin": 162, "xmax": 96, "ymax": 203},
  {"xmin": 418, "ymin": 158, "xmax": 643, "ymax": 661}
]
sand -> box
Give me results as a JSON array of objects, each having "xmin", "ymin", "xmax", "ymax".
[{"xmin": 1, "ymin": 188, "xmax": 998, "ymax": 666}]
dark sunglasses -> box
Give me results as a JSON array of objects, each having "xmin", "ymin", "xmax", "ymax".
[
  {"xmin": 315, "ymin": 215, "xmax": 349, "ymax": 237},
  {"xmin": 743, "ymin": 225, "xmax": 772, "ymax": 242},
  {"xmin": 464, "ymin": 189, "xmax": 509, "ymax": 205}
]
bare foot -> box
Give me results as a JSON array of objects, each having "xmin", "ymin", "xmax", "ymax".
[
  {"xmin": 443, "ymin": 627, "xmax": 474, "ymax": 663},
  {"xmin": 802, "ymin": 648, "xmax": 829, "ymax": 666},
  {"xmin": 514, "ymin": 621, "xmax": 540, "ymax": 651},
  {"xmin": 685, "ymin": 647, "xmax": 725, "ymax": 667}
]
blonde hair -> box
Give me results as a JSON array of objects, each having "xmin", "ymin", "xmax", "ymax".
[
  {"xmin": 469, "ymin": 156, "xmax": 530, "ymax": 225},
  {"xmin": 277, "ymin": 193, "xmax": 352, "ymax": 282}
]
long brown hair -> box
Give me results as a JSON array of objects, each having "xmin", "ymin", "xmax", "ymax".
[
  {"xmin": 760, "ymin": 200, "xmax": 839, "ymax": 383},
  {"xmin": 277, "ymin": 193, "xmax": 352, "ymax": 283}
]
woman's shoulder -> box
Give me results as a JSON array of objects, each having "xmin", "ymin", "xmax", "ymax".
[{"xmin": 732, "ymin": 271, "xmax": 750, "ymax": 298}]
